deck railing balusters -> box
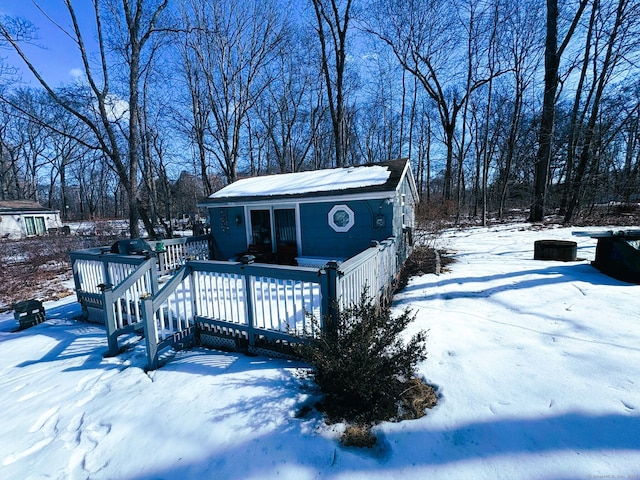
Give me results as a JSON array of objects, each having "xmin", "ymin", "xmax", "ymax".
[{"xmin": 71, "ymin": 235, "xmax": 405, "ymax": 369}]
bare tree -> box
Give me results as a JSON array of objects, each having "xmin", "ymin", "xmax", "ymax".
[
  {"xmin": 497, "ymin": 0, "xmax": 544, "ymax": 219},
  {"xmin": 529, "ymin": 0, "xmax": 589, "ymax": 222},
  {"xmin": 310, "ymin": 0, "xmax": 354, "ymax": 167},
  {"xmin": 368, "ymin": 0, "xmax": 502, "ymax": 204},
  {"xmin": 254, "ymin": 26, "xmax": 323, "ymax": 174},
  {"xmin": 174, "ymin": 4, "xmax": 214, "ymax": 196},
  {"xmin": 412, "ymin": 95, "xmax": 435, "ymax": 200},
  {"xmin": 181, "ymin": 0, "xmax": 286, "ymax": 184},
  {"xmin": 354, "ymin": 45, "xmax": 409, "ymax": 163},
  {"xmin": 4, "ymin": 88, "xmax": 52, "ymax": 202},
  {"xmin": 620, "ymin": 86, "xmax": 640, "ymax": 202},
  {"xmin": 563, "ymin": 0, "xmax": 640, "ymax": 221},
  {"xmin": 40, "ymin": 97, "xmax": 91, "ymax": 217},
  {"xmin": 0, "ymin": 0, "xmax": 169, "ymax": 238}
]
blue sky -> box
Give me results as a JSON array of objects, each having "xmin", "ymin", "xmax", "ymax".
[{"xmin": 1, "ymin": 1, "xmax": 97, "ymax": 87}]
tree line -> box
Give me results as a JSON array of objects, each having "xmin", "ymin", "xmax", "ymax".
[{"xmin": 1, "ymin": 0, "xmax": 639, "ymax": 238}]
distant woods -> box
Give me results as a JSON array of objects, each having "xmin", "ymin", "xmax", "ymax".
[{"xmin": 1, "ymin": 0, "xmax": 639, "ymax": 234}]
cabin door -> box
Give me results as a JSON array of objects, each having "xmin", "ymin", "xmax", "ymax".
[
  {"xmin": 274, "ymin": 209, "xmax": 296, "ymax": 246},
  {"xmin": 248, "ymin": 207, "xmax": 298, "ymax": 264},
  {"xmin": 249, "ymin": 209, "xmax": 272, "ymax": 248},
  {"xmin": 273, "ymin": 208, "xmax": 297, "ymax": 264}
]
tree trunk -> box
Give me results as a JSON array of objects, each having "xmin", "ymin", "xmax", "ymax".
[
  {"xmin": 530, "ymin": 0, "xmax": 559, "ymax": 222},
  {"xmin": 564, "ymin": 0, "xmax": 626, "ymax": 222},
  {"xmin": 312, "ymin": 0, "xmax": 352, "ymax": 168},
  {"xmin": 559, "ymin": 0, "xmax": 598, "ymax": 216},
  {"xmin": 530, "ymin": 0, "xmax": 588, "ymax": 222}
]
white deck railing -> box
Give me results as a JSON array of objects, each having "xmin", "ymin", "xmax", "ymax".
[
  {"xmin": 336, "ymin": 237, "xmax": 399, "ymax": 310},
  {"xmin": 148, "ymin": 236, "xmax": 210, "ymax": 275},
  {"xmin": 70, "ymin": 234, "xmax": 406, "ymax": 369}
]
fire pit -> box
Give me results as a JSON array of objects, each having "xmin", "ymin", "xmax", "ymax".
[{"xmin": 534, "ymin": 240, "xmax": 578, "ymax": 262}]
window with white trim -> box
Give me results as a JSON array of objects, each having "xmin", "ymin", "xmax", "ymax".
[
  {"xmin": 328, "ymin": 204, "xmax": 354, "ymax": 232},
  {"xmin": 24, "ymin": 216, "xmax": 46, "ymax": 236}
]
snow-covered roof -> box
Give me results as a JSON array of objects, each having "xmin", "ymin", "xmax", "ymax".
[
  {"xmin": 0, "ymin": 200, "xmax": 57, "ymax": 214},
  {"xmin": 201, "ymin": 159, "xmax": 410, "ymax": 205}
]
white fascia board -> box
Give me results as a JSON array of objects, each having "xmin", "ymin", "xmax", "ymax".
[
  {"xmin": 198, "ymin": 190, "xmax": 396, "ymax": 209},
  {"xmin": 398, "ymin": 161, "xmax": 419, "ymax": 204}
]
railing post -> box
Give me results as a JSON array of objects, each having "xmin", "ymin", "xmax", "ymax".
[
  {"xmin": 100, "ymin": 283, "xmax": 118, "ymax": 356},
  {"xmin": 187, "ymin": 263, "xmax": 198, "ymax": 319},
  {"xmin": 241, "ymin": 255, "xmax": 256, "ymax": 348},
  {"xmin": 146, "ymin": 255, "xmax": 159, "ymax": 295},
  {"xmin": 70, "ymin": 253, "xmax": 82, "ymax": 293},
  {"xmin": 101, "ymin": 254, "xmax": 112, "ymax": 289},
  {"xmin": 140, "ymin": 294, "xmax": 159, "ymax": 370},
  {"xmin": 323, "ymin": 261, "xmax": 339, "ymax": 335},
  {"xmin": 207, "ymin": 236, "xmax": 215, "ymax": 260},
  {"xmin": 157, "ymin": 248, "xmax": 167, "ymax": 277}
]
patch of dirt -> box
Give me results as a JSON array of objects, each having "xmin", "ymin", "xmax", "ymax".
[
  {"xmin": 332, "ymin": 377, "xmax": 438, "ymax": 448},
  {"xmin": 395, "ymin": 245, "xmax": 454, "ymax": 292},
  {"xmin": 0, "ymin": 235, "xmax": 119, "ymax": 311},
  {"xmin": 341, "ymin": 423, "xmax": 377, "ymax": 448}
]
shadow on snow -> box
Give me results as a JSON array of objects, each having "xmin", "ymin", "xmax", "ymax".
[{"xmin": 120, "ymin": 410, "xmax": 640, "ymax": 480}]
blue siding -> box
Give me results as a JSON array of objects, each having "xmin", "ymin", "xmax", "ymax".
[
  {"xmin": 392, "ymin": 174, "xmax": 418, "ymax": 261},
  {"xmin": 299, "ymin": 200, "xmax": 394, "ymax": 259},
  {"xmin": 209, "ymin": 206, "xmax": 247, "ymax": 260}
]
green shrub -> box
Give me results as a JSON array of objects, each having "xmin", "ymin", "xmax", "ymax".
[{"xmin": 296, "ymin": 290, "xmax": 429, "ymax": 424}]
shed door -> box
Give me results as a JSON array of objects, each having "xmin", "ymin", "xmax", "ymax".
[
  {"xmin": 248, "ymin": 207, "xmax": 298, "ymax": 263},
  {"xmin": 274, "ymin": 208, "xmax": 298, "ymax": 265},
  {"xmin": 250, "ymin": 209, "xmax": 272, "ymax": 248},
  {"xmin": 274, "ymin": 209, "xmax": 296, "ymax": 246}
]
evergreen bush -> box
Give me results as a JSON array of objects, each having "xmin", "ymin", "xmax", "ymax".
[{"xmin": 296, "ymin": 290, "xmax": 429, "ymax": 425}]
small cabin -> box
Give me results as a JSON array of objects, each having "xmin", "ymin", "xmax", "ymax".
[
  {"xmin": 0, "ymin": 200, "xmax": 63, "ymax": 239},
  {"xmin": 198, "ymin": 159, "xmax": 418, "ymax": 266},
  {"xmin": 70, "ymin": 160, "xmax": 419, "ymax": 368}
]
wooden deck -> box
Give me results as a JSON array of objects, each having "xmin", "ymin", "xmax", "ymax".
[{"xmin": 70, "ymin": 235, "xmax": 404, "ymax": 369}]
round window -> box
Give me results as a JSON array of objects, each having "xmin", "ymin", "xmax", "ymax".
[{"xmin": 328, "ymin": 205, "xmax": 354, "ymax": 232}]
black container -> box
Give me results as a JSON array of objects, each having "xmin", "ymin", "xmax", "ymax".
[{"xmin": 110, "ymin": 238, "xmax": 153, "ymax": 256}]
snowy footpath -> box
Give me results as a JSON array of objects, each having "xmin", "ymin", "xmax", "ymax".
[{"xmin": 1, "ymin": 223, "xmax": 639, "ymax": 479}]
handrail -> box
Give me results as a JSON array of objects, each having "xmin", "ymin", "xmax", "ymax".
[
  {"xmin": 148, "ymin": 265, "xmax": 191, "ymax": 310},
  {"xmin": 338, "ymin": 245, "xmax": 380, "ymax": 274},
  {"xmin": 338, "ymin": 237, "xmax": 396, "ymax": 274},
  {"xmin": 111, "ymin": 257, "xmax": 156, "ymax": 298}
]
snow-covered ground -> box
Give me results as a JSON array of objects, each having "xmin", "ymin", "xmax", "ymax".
[{"xmin": 1, "ymin": 223, "xmax": 639, "ymax": 479}]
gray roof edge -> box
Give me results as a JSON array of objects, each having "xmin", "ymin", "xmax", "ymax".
[{"xmin": 198, "ymin": 189, "xmax": 397, "ymax": 208}]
